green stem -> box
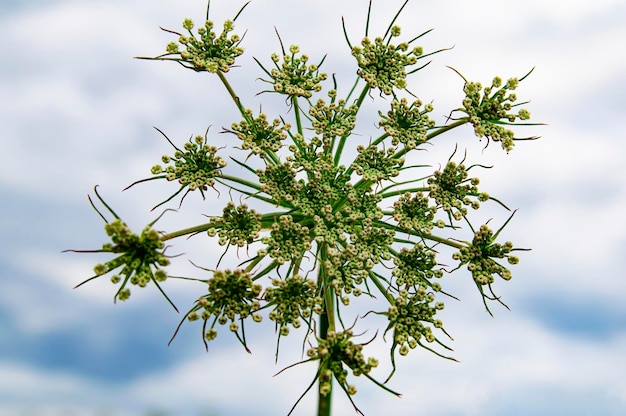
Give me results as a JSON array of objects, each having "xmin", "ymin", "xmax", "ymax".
[
  {"xmin": 317, "ymin": 245, "xmax": 333, "ymax": 416},
  {"xmin": 334, "ymin": 83, "xmax": 371, "ymax": 166},
  {"xmin": 393, "ymin": 119, "xmax": 468, "ymax": 160},
  {"xmin": 292, "ymin": 96, "xmax": 304, "ymax": 136},
  {"xmin": 160, "ymin": 223, "xmax": 212, "ymax": 241},
  {"xmin": 317, "ymin": 284, "xmax": 332, "ymax": 416},
  {"xmin": 216, "ymin": 70, "xmax": 249, "ymax": 120}
]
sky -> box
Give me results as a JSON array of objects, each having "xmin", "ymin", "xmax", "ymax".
[{"xmin": 1, "ymin": 0, "xmax": 625, "ymax": 415}]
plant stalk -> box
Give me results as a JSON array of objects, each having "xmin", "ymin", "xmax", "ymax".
[{"xmin": 317, "ymin": 300, "xmax": 332, "ymax": 416}]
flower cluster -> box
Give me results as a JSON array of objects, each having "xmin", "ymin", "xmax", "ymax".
[
  {"xmin": 187, "ymin": 269, "xmax": 262, "ymax": 346},
  {"xmin": 84, "ymin": 219, "xmax": 170, "ymax": 303},
  {"xmin": 328, "ymin": 218, "xmax": 395, "ymax": 300},
  {"xmin": 351, "ymin": 145, "xmax": 404, "ymax": 183},
  {"xmin": 309, "ymin": 90, "xmax": 359, "ymax": 142},
  {"xmin": 307, "ymin": 330, "xmax": 381, "ymax": 397},
  {"xmin": 265, "ymin": 45, "xmax": 327, "ymax": 98},
  {"xmin": 352, "ymin": 26, "xmax": 423, "ymax": 94},
  {"xmin": 228, "ymin": 110, "xmax": 290, "ymax": 156},
  {"xmin": 163, "ymin": 18, "xmax": 244, "ymax": 73},
  {"xmin": 392, "ymin": 244, "xmax": 443, "ymax": 291},
  {"xmin": 392, "ymin": 192, "xmax": 438, "ymax": 233},
  {"xmin": 453, "ymin": 224, "xmax": 519, "ymax": 285},
  {"xmin": 257, "ymin": 161, "xmax": 300, "ymax": 206},
  {"xmin": 151, "ymin": 131, "xmax": 226, "ymax": 196},
  {"xmin": 207, "ymin": 202, "xmax": 262, "ymax": 247},
  {"xmin": 264, "ymin": 275, "xmax": 322, "ymax": 336},
  {"xmin": 461, "ymin": 75, "xmax": 532, "ymax": 152},
  {"xmin": 427, "ymin": 161, "xmax": 488, "ymax": 221},
  {"xmin": 386, "ymin": 286, "xmax": 445, "ymax": 357},
  {"xmin": 379, "ymin": 98, "xmax": 435, "ymax": 149},
  {"xmin": 260, "ymin": 215, "xmax": 312, "ymax": 265}
]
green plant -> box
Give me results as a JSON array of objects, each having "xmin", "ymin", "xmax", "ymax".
[{"xmin": 67, "ymin": 1, "xmax": 540, "ymax": 415}]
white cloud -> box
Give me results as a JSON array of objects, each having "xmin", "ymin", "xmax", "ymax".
[{"xmin": 3, "ymin": 302, "xmax": 623, "ymax": 415}]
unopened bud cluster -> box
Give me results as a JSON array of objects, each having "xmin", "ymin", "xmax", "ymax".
[
  {"xmin": 379, "ymin": 98, "xmax": 436, "ymax": 149},
  {"xmin": 164, "ymin": 18, "xmax": 243, "ymax": 73},
  {"xmin": 387, "ymin": 286, "xmax": 444, "ymax": 357},
  {"xmin": 461, "ymin": 76, "xmax": 531, "ymax": 152},
  {"xmin": 207, "ymin": 202, "xmax": 262, "ymax": 247},
  {"xmin": 260, "ymin": 215, "xmax": 312, "ymax": 265},
  {"xmin": 93, "ymin": 219, "xmax": 169, "ymax": 301},
  {"xmin": 392, "ymin": 244, "xmax": 443, "ymax": 290},
  {"xmin": 267, "ymin": 45, "xmax": 327, "ymax": 98},
  {"xmin": 453, "ymin": 225, "xmax": 519, "ymax": 285},
  {"xmin": 187, "ymin": 269, "xmax": 262, "ymax": 342},
  {"xmin": 264, "ymin": 275, "xmax": 322, "ymax": 336},
  {"xmin": 151, "ymin": 133, "xmax": 226, "ymax": 192},
  {"xmin": 229, "ymin": 110, "xmax": 290, "ymax": 156},
  {"xmin": 309, "ymin": 91, "xmax": 359, "ymax": 142},
  {"xmin": 428, "ymin": 161, "xmax": 488, "ymax": 221},
  {"xmin": 393, "ymin": 192, "xmax": 438, "ymax": 233},
  {"xmin": 307, "ymin": 330, "xmax": 379, "ymax": 396},
  {"xmin": 351, "ymin": 145, "xmax": 404, "ymax": 182},
  {"xmin": 352, "ymin": 26, "xmax": 424, "ymax": 95}
]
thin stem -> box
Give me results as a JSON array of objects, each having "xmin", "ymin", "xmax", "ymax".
[
  {"xmin": 292, "ymin": 96, "xmax": 304, "ymax": 136},
  {"xmin": 334, "ymin": 83, "xmax": 371, "ymax": 166},
  {"xmin": 316, "ymin": 244, "xmax": 333, "ymax": 416},
  {"xmin": 161, "ymin": 223, "xmax": 212, "ymax": 241},
  {"xmin": 216, "ymin": 70, "xmax": 250, "ymax": 120},
  {"xmin": 392, "ymin": 119, "xmax": 468, "ymax": 160},
  {"xmin": 317, "ymin": 280, "xmax": 332, "ymax": 416}
]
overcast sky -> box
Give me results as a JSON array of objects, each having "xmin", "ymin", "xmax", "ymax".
[{"xmin": 1, "ymin": 0, "xmax": 625, "ymax": 415}]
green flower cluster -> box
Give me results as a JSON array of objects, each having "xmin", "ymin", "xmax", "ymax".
[
  {"xmin": 89, "ymin": 219, "xmax": 169, "ymax": 302},
  {"xmin": 207, "ymin": 202, "xmax": 262, "ymax": 247},
  {"xmin": 461, "ymin": 76, "xmax": 531, "ymax": 152},
  {"xmin": 266, "ymin": 45, "xmax": 327, "ymax": 98},
  {"xmin": 264, "ymin": 275, "xmax": 322, "ymax": 336},
  {"xmin": 309, "ymin": 90, "xmax": 359, "ymax": 142},
  {"xmin": 392, "ymin": 192, "xmax": 438, "ymax": 233},
  {"xmin": 352, "ymin": 26, "xmax": 423, "ymax": 95},
  {"xmin": 163, "ymin": 18, "xmax": 244, "ymax": 73},
  {"xmin": 329, "ymin": 218, "xmax": 395, "ymax": 299},
  {"xmin": 151, "ymin": 133, "xmax": 226, "ymax": 192},
  {"xmin": 187, "ymin": 269, "xmax": 263, "ymax": 344},
  {"xmin": 453, "ymin": 225, "xmax": 519, "ymax": 285},
  {"xmin": 427, "ymin": 161, "xmax": 488, "ymax": 221},
  {"xmin": 379, "ymin": 98, "xmax": 435, "ymax": 149},
  {"xmin": 257, "ymin": 161, "xmax": 300, "ymax": 206},
  {"xmin": 228, "ymin": 110, "xmax": 290, "ymax": 156},
  {"xmin": 392, "ymin": 244, "xmax": 443, "ymax": 291},
  {"xmin": 386, "ymin": 286, "xmax": 445, "ymax": 357},
  {"xmin": 351, "ymin": 144, "xmax": 404, "ymax": 183},
  {"xmin": 307, "ymin": 329, "xmax": 380, "ymax": 396},
  {"xmin": 260, "ymin": 215, "xmax": 312, "ymax": 265}
]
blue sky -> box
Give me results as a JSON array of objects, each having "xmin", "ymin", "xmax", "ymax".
[{"xmin": 1, "ymin": 0, "xmax": 625, "ymax": 415}]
